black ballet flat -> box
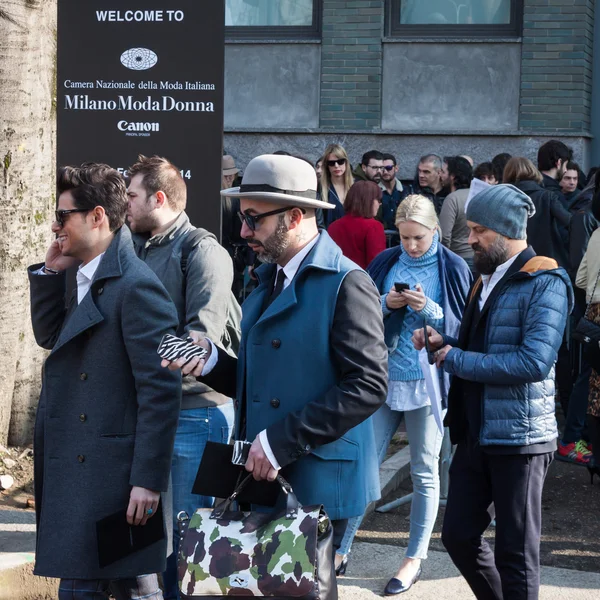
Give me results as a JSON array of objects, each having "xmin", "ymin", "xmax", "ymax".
[
  {"xmin": 384, "ymin": 566, "xmax": 422, "ymax": 596},
  {"xmin": 335, "ymin": 555, "xmax": 349, "ymax": 576}
]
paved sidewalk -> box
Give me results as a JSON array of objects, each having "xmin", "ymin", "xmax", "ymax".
[{"xmin": 339, "ymin": 542, "xmax": 600, "ymax": 599}]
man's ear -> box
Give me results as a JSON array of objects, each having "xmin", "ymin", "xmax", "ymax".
[
  {"xmin": 155, "ymin": 190, "xmax": 167, "ymax": 208},
  {"xmin": 286, "ymin": 207, "xmax": 304, "ymax": 230},
  {"xmin": 91, "ymin": 206, "xmax": 107, "ymax": 228}
]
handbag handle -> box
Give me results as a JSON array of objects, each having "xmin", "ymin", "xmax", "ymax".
[
  {"xmin": 584, "ymin": 266, "xmax": 600, "ymax": 319},
  {"xmin": 210, "ymin": 474, "xmax": 300, "ymax": 520}
]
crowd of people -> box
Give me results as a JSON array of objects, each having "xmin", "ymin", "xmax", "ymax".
[{"xmin": 25, "ymin": 137, "xmax": 600, "ymax": 600}]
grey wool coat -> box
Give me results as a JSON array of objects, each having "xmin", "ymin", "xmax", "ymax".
[{"xmin": 28, "ymin": 226, "xmax": 181, "ymax": 580}]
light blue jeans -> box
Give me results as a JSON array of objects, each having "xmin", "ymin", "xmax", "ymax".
[
  {"xmin": 338, "ymin": 402, "xmax": 445, "ymax": 559},
  {"xmin": 163, "ymin": 402, "xmax": 235, "ymax": 600}
]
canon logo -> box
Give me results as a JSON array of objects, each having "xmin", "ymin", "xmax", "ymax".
[{"xmin": 117, "ymin": 120, "xmax": 159, "ymax": 132}]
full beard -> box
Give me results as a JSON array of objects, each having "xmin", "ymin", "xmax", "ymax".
[
  {"xmin": 472, "ymin": 235, "xmax": 511, "ymax": 275},
  {"xmin": 251, "ymin": 215, "xmax": 290, "ymax": 264}
]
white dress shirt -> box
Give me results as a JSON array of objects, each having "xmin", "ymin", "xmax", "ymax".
[
  {"xmin": 76, "ymin": 253, "xmax": 105, "ymax": 304},
  {"xmin": 203, "ymin": 234, "xmax": 320, "ymax": 471},
  {"xmin": 478, "ymin": 252, "xmax": 520, "ymax": 309}
]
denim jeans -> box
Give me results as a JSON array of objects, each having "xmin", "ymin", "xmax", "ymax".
[
  {"xmin": 59, "ymin": 574, "xmax": 162, "ymax": 599},
  {"xmin": 163, "ymin": 402, "xmax": 235, "ymax": 600},
  {"xmin": 338, "ymin": 403, "xmax": 444, "ymax": 559}
]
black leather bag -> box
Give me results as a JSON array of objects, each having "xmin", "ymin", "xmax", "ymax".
[
  {"xmin": 177, "ymin": 475, "xmax": 337, "ymax": 600},
  {"xmin": 572, "ymin": 269, "xmax": 600, "ymax": 371}
]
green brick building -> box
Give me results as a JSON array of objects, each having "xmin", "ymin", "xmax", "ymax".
[{"xmin": 223, "ymin": 0, "xmax": 599, "ymax": 177}]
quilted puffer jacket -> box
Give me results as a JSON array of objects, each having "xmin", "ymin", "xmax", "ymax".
[{"xmin": 444, "ymin": 251, "xmax": 573, "ymax": 447}]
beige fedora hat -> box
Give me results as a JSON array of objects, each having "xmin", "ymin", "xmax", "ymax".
[
  {"xmin": 221, "ymin": 154, "xmax": 335, "ymax": 210},
  {"xmin": 222, "ymin": 155, "xmax": 239, "ymax": 176}
]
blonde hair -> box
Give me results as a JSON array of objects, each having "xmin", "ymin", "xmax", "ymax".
[
  {"xmin": 320, "ymin": 143, "xmax": 354, "ymax": 202},
  {"xmin": 395, "ymin": 194, "xmax": 440, "ymax": 231}
]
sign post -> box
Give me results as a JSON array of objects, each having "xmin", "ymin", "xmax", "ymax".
[{"xmin": 57, "ymin": 1, "xmax": 225, "ymax": 236}]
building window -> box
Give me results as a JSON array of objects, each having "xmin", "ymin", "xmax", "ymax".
[
  {"xmin": 388, "ymin": 0, "xmax": 523, "ymax": 37},
  {"xmin": 226, "ymin": 0, "xmax": 322, "ymax": 39}
]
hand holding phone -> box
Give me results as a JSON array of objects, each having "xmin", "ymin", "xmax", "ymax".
[
  {"xmin": 157, "ymin": 334, "xmax": 208, "ymax": 365},
  {"xmin": 394, "ymin": 282, "xmax": 410, "ymax": 293}
]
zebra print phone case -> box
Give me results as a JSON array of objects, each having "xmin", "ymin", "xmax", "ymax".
[{"xmin": 157, "ymin": 334, "xmax": 208, "ymax": 364}]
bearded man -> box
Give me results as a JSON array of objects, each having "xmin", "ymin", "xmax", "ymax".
[
  {"xmin": 164, "ymin": 154, "xmax": 388, "ymax": 560},
  {"xmin": 412, "ymin": 184, "xmax": 572, "ymax": 600}
]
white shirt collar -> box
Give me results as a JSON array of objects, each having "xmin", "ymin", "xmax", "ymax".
[
  {"xmin": 277, "ymin": 234, "xmax": 319, "ymax": 289},
  {"xmin": 478, "ymin": 252, "xmax": 520, "ymax": 308},
  {"xmin": 480, "ymin": 252, "xmax": 520, "ymax": 289},
  {"xmin": 76, "ymin": 253, "xmax": 105, "ymax": 304},
  {"xmin": 78, "ymin": 253, "xmax": 105, "ymax": 282}
]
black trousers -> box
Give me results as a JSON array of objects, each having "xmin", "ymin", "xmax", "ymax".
[{"xmin": 441, "ymin": 443, "xmax": 552, "ymax": 600}]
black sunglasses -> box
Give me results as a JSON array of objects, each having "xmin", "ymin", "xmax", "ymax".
[
  {"xmin": 327, "ymin": 158, "xmax": 346, "ymax": 167},
  {"xmin": 383, "ymin": 165, "xmax": 396, "ymax": 171},
  {"xmin": 55, "ymin": 208, "xmax": 91, "ymax": 227},
  {"xmin": 237, "ymin": 206, "xmax": 305, "ymax": 231}
]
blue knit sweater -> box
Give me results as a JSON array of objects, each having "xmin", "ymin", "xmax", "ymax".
[{"xmin": 382, "ymin": 234, "xmax": 444, "ymax": 381}]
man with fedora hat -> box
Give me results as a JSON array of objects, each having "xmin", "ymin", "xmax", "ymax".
[
  {"xmin": 413, "ymin": 184, "xmax": 573, "ymax": 599},
  {"xmin": 164, "ymin": 153, "xmax": 388, "ymax": 554}
]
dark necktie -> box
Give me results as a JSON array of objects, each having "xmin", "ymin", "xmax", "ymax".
[{"xmin": 265, "ymin": 268, "xmax": 286, "ymax": 310}]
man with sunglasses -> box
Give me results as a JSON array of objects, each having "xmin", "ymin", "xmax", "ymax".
[
  {"xmin": 163, "ymin": 154, "xmax": 388, "ymax": 561},
  {"xmin": 28, "ymin": 164, "xmax": 181, "ymax": 599},
  {"xmin": 378, "ymin": 153, "xmax": 410, "ymax": 239}
]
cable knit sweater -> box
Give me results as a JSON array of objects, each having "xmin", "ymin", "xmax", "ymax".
[{"xmin": 382, "ymin": 234, "xmax": 444, "ymax": 382}]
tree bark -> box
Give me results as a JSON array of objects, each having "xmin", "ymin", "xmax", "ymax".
[{"xmin": 0, "ymin": 0, "xmax": 56, "ymax": 445}]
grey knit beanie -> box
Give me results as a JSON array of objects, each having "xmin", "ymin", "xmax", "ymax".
[{"xmin": 466, "ymin": 183, "xmax": 536, "ymax": 240}]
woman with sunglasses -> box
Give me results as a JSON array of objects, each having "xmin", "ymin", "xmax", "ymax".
[
  {"xmin": 320, "ymin": 143, "xmax": 354, "ymax": 229},
  {"xmin": 334, "ymin": 195, "xmax": 471, "ymax": 595},
  {"xmin": 328, "ymin": 181, "xmax": 386, "ymax": 270}
]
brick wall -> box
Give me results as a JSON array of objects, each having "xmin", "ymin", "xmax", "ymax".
[
  {"xmin": 520, "ymin": 0, "xmax": 595, "ymax": 132},
  {"xmin": 319, "ymin": 0, "xmax": 384, "ymax": 129}
]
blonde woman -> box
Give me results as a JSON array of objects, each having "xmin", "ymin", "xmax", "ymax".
[
  {"xmin": 320, "ymin": 143, "xmax": 354, "ymax": 228},
  {"xmin": 335, "ymin": 195, "xmax": 472, "ymax": 595}
]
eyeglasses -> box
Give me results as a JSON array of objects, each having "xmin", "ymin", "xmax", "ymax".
[
  {"xmin": 238, "ymin": 206, "xmax": 305, "ymax": 232},
  {"xmin": 383, "ymin": 165, "xmax": 396, "ymax": 172},
  {"xmin": 327, "ymin": 158, "xmax": 346, "ymax": 167},
  {"xmin": 54, "ymin": 208, "xmax": 91, "ymax": 227},
  {"xmin": 367, "ymin": 165, "xmax": 384, "ymax": 171}
]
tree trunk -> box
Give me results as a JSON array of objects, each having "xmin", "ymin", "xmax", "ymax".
[{"xmin": 0, "ymin": 0, "xmax": 56, "ymax": 445}]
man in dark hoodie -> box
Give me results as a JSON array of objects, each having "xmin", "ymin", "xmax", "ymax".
[{"xmin": 537, "ymin": 139, "xmax": 572, "ymax": 208}]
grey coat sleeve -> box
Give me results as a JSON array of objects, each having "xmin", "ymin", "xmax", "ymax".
[
  {"xmin": 121, "ymin": 276, "xmax": 182, "ymax": 492},
  {"xmin": 184, "ymin": 238, "xmax": 234, "ymax": 345},
  {"xmin": 28, "ymin": 263, "xmax": 68, "ymax": 350},
  {"xmin": 266, "ymin": 270, "xmax": 389, "ymax": 469}
]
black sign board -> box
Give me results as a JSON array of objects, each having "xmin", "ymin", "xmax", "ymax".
[{"xmin": 57, "ymin": 1, "xmax": 225, "ymax": 236}]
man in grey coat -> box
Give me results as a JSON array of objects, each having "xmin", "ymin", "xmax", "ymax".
[
  {"xmin": 126, "ymin": 155, "xmax": 237, "ymax": 600},
  {"xmin": 28, "ymin": 164, "xmax": 181, "ymax": 599}
]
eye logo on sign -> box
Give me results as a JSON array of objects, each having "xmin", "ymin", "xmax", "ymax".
[{"xmin": 120, "ymin": 48, "xmax": 158, "ymax": 71}]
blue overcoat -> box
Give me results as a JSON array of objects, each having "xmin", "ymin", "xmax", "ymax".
[{"xmin": 237, "ymin": 232, "xmax": 387, "ymax": 520}]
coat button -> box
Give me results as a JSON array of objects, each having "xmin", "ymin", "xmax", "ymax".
[
  {"xmin": 79, "ymin": 414, "xmax": 86, "ymax": 422},
  {"xmin": 77, "ymin": 455, "xmax": 85, "ymax": 463},
  {"xmin": 97, "ymin": 287, "xmax": 104, "ymax": 295},
  {"xmin": 80, "ymin": 373, "xmax": 87, "ymax": 381},
  {"xmin": 271, "ymin": 339, "xmax": 281, "ymax": 349},
  {"xmin": 270, "ymin": 398, "xmax": 280, "ymax": 408}
]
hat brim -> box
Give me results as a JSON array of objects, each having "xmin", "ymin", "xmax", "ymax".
[
  {"xmin": 222, "ymin": 168, "xmax": 239, "ymax": 176},
  {"xmin": 220, "ymin": 186, "xmax": 335, "ymax": 210}
]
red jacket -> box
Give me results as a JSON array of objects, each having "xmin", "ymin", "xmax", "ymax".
[{"xmin": 328, "ymin": 214, "xmax": 386, "ymax": 269}]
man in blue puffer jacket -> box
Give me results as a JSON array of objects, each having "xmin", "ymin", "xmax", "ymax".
[{"xmin": 413, "ymin": 184, "xmax": 573, "ymax": 600}]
